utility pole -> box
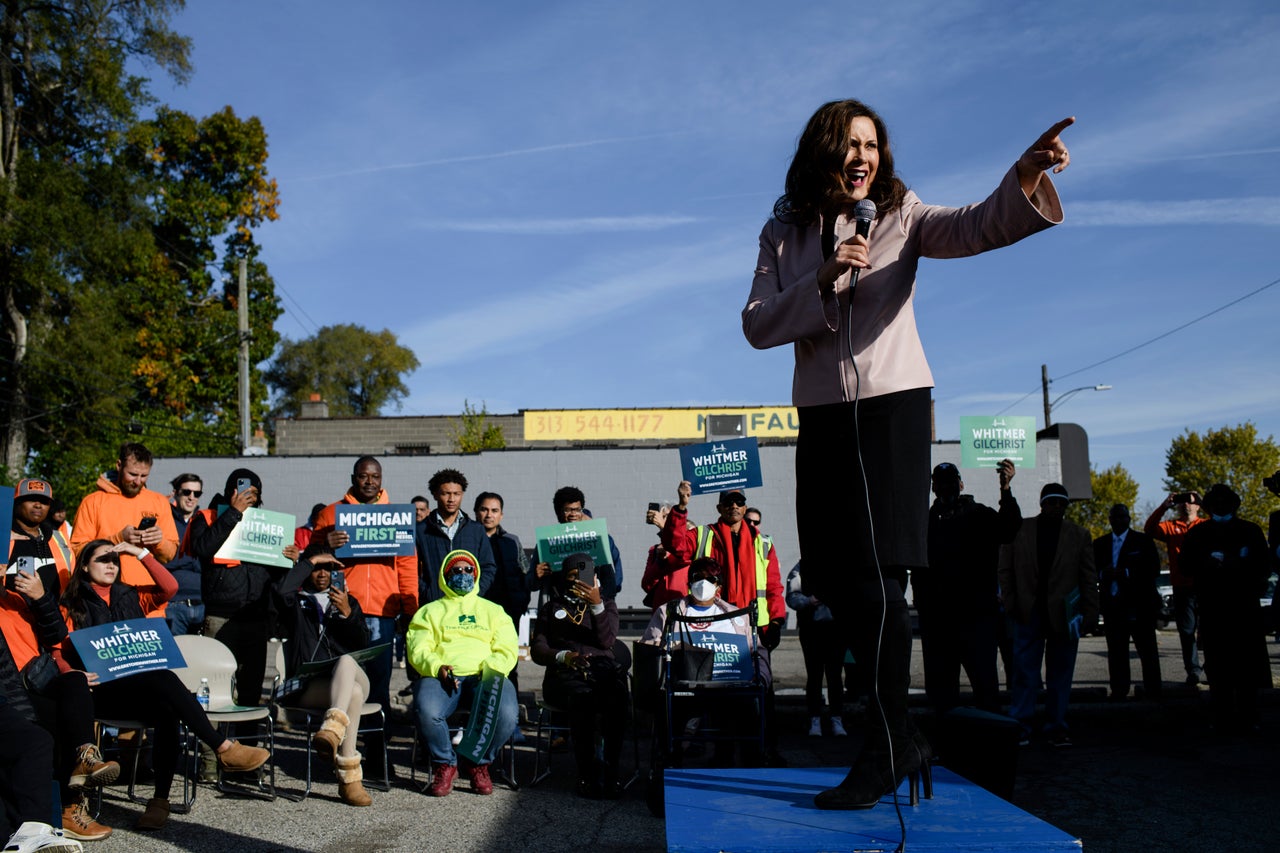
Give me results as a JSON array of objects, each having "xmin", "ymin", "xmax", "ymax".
[
  {"xmin": 238, "ymin": 257, "xmax": 250, "ymax": 454},
  {"xmin": 1042, "ymin": 363, "xmax": 1051, "ymax": 428}
]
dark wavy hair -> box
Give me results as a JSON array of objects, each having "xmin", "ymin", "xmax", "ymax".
[
  {"xmin": 773, "ymin": 99, "xmax": 908, "ymax": 226},
  {"xmin": 61, "ymin": 538, "xmax": 118, "ymax": 630},
  {"xmin": 428, "ymin": 468, "xmax": 468, "ymax": 496}
]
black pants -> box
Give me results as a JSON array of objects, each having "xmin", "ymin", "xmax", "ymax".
[
  {"xmin": 795, "ymin": 391, "xmax": 929, "ymax": 752},
  {"xmin": 30, "ymin": 672, "xmax": 98, "ymax": 802},
  {"xmin": 93, "ymin": 670, "xmax": 225, "ymax": 800},
  {"xmin": 542, "ymin": 667, "xmax": 629, "ymax": 781},
  {"xmin": 0, "ymin": 703, "xmax": 55, "ymax": 835},
  {"xmin": 1103, "ymin": 616, "xmax": 1162, "ymax": 698},
  {"xmin": 796, "ymin": 615, "xmax": 850, "ymax": 717},
  {"xmin": 914, "ymin": 586, "xmax": 1001, "ymax": 714}
]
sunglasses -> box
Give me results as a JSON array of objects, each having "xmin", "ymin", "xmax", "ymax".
[
  {"xmin": 179, "ymin": 489, "xmax": 203, "ymax": 498},
  {"xmin": 720, "ymin": 496, "xmax": 746, "ymax": 507},
  {"xmin": 689, "ymin": 572, "xmax": 721, "ymax": 584},
  {"xmin": 448, "ymin": 564, "xmax": 476, "ymax": 575}
]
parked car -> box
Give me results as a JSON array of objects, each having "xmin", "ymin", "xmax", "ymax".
[{"xmin": 1156, "ymin": 570, "xmax": 1173, "ymax": 629}]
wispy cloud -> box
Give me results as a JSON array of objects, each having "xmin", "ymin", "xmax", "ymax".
[
  {"xmin": 416, "ymin": 215, "xmax": 701, "ymax": 235},
  {"xmin": 400, "ymin": 239, "xmax": 742, "ymax": 369},
  {"xmin": 289, "ymin": 131, "xmax": 692, "ymax": 182},
  {"xmin": 1067, "ymin": 197, "xmax": 1280, "ymax": 227}
]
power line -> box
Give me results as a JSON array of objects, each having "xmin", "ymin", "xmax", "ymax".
[{"xmin": 993, "ymin": 273, "xmax": 1280, "ymax": 417}]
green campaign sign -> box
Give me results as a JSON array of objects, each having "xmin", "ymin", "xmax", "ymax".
[
  {"xmin": 535, "ymin": 518, "xmax": 610, "ymax": 569},
  {"xmin": 213, "ymin": 507, "xmax": 296, "ymax": 568},
  {"xmin": 959, "ymin": 416, "xmax": 1036, "ymax": 468}
]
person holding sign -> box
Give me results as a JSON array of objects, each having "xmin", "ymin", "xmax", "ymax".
[
  {"xmin": 274, "ymin": 552, "xmax": 374, "ymax": 806},
  {"xmin": 406, "ymin": 550, "xmax": 518, "ymax": 798},
  {"xmin": 742, "ymin": 100, "xmax": 1072, "ymax": 809},
  {"xmin": 183, "ymin": 469, "xmax": 287, "ymax": 716},
  {"xmin": 57, "ymin": 540, "xmax": 269, "ymax": 832},
  {"xmin": 531, "ymin": 553, "xmax": 629, "ymax": 799}
]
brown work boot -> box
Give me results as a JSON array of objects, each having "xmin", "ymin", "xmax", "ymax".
[
  {"xmin": 334, "ymin": 753, "xmax": 372, "ymax": 806},
  {"xmin": 314, "ymin": 707, "xmax": 349, "ymax": 763},
  {"xmin": 135, "ymin": 797, "xmax": 170, "ymax": 831},
  {"xmin": 428, "ymin": 762, "xmax": 456, "ymax": 797},
  {"xmin": 216, "ymin": 740, "xmax": 269, "ymax": 773},
  {"xmin": 60, "ymin": 798, "xmax": 112, "ymax": 841},
  {"xmin": 68, "ymin": 744, "xmax": 120, "ymax": 791}
]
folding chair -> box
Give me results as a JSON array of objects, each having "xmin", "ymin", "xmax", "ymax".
[
  {"xmin": 270, "ymin": 643, "xmax": 390, "ymax": 800},
  {"xmin": 172, "ymin": 634, "xmax": 277, "ymax": 800}
]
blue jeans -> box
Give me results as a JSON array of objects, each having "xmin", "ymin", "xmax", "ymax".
[
  {"xmin": 413, "ymin": 673, "xmax": 518, "ymax": 766},
  {"xmin": 166, "ymin": 601, "xmax": 205, "ymax": 637},
  {"xmin": 1009, "ymin": 610, "xmax": 1078, "ymax": 735},
  {"xmin": 1171, "ymin": 588, "xmax": 1202, "ymax": 679}
]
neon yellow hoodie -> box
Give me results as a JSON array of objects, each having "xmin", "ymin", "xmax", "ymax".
[{"xmin": 405, "ymin": 548, "xmax": 518, "ymax": 679}]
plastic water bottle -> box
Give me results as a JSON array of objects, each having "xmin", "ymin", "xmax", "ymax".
[{"xmin": 198, "ymin": 678, "xmax": 210, "ymax": 711}]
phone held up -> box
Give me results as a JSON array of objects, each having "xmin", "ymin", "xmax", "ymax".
[{"xmin": 137, "ymin": 516, "xmax": 157, "ymax": 530}]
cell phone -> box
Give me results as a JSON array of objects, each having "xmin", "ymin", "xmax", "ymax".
[
  {"xmin": 237, "ymin": 477, "xmax": 252, "ymax": 494},
  {"xmin": 137, "ymin": 516, "xmax": 157, "ymax": 530},
  {"xmin": 330, "ymin": 568, "xmax": 346, "ymax": 593},
  {"xmin": 1172, "ymin": 493, "xmax": 1192, "ymax": 504},
  {"xmin": 568, "ymin": 557, "xmax": 595, "ymax": 588},
  {"xmin": 648, "ymin": 502, "xmax": 660, "ymax": 512}
]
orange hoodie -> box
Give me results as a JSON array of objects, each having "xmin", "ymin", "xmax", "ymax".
[
  {"xmin": 310, "ymin": 490, "xmax": 418, "ymax": 619},
  {"xmin": 70, "ymin": 475, "xmax": 179, "ymax": 617}
]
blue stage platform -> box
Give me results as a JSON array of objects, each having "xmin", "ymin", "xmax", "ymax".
[{"xmin": 664, "ymin": 766, "xmax": 1081, "ymax": 852}]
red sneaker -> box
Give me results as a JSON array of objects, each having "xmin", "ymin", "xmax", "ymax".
[
  {"xmin": 468, "ymin": 762, "xmax": 493, "ymax": 795},
  {"xmin": 429, "ymin": 763, "xmax": 457, "ymax": 797}
]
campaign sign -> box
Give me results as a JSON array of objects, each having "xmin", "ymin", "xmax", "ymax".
[
  {"xmin": 334, "ymin": 503, "xmax": 416, "ymax": 559},
  {"xmin": 68, "ymin": 618, "xmax": 186, "ymax": 684},
  {"xmin": 688, "ymin": 631, "xmax": 753, "ymax": 682},
  {"xmin": 456, "ymin": 663, "xmax": 508, "ymax": 765},
  {"xmin": 678, "ymin": 437, "xmax": 763, "ymax": 497},
  {"xmin": 213, "ymin": 507, "xmax": 296, "ymax": 568},
  {"xmin": 535, "ymin": 518, "xmax": 610, "ymax": 569},
  {"xmin": 959, "ymin": 416, "xmax": 1037, "ymax": 468}
]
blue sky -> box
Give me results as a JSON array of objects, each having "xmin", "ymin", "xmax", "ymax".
[{"xmin": 148, "ymin": 0, "xmax": 1279, "ymax": 512}]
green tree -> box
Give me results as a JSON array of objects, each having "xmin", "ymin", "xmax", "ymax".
[
  {"xmin": 1066, "ymin": 463, "xmax": 1140, "ymax": 540},
  {"xmin": 1163, "ymin": 422, "xmax": 1280, "ymax": 524},
  {"xmin": 265, "ymin": 324, "xmax": 420, "ymax": 418},
  {"xmin": 452, "ymin": 400, "xmax": 506, "ymax": 453},
  {"xmin": 0, "ymin": 0, "xmax": 192, "ymax": 483}
]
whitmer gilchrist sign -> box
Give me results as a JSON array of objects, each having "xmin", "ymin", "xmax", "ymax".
[
  {"xmin": 678, "ymin": 437, "xmax": 764, "ymax": 497},
  {"xmin": 68, "ymin": 618, "xmax": 186, "ymax": 684},
  {"xmin": 959, "ymin": 416, "xmax": 1037, "ymax": 468}
]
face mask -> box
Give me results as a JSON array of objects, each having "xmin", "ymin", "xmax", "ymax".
[
  {"xmin": 690, "ymin": 579, "xmax": 718, "ymax": 601},
  {"xmin": 446, "ymin": 572, "xmax": 475, "ymax": 594},
  {"xmin": 1211, "ymin": 513, "xmax": 1233, "ymax": 523}
]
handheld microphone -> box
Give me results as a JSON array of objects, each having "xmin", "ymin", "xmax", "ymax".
[{"xmin": 848, "ymin": 199, "xmax": 877, "ymax": 292}]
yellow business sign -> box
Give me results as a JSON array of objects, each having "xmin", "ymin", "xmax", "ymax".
[{"xmin": 522, "ymin": 408, "xmax": 799, "ymax": 441}]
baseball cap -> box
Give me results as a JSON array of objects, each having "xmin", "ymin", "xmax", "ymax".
[
  {"xmin": 931, "ymin": 462, "xmax": 960, "ymax": 481},
  {"xmin": 15, "ymin": 478, "xmax": 53, "ymax": 502},
  {"xmin": 719, "ymin": 489, "xmax": 747, "ymax": 505},
  {"xmin": 1039, "ymin": 483, "xmax": 1069, "ymax": 504}
]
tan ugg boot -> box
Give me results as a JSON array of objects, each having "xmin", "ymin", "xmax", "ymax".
[
  {"xmin": 313, "ymin": 708, "xmax": 350, "ymax": 762},
  {"xmin": 334, "ymin": 753, "xmax": 372, "ymax": 806}
]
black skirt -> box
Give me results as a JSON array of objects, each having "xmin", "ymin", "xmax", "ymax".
[{"xmin": 794, "ymin": 387, "xmax": 930, "ymax": 603}]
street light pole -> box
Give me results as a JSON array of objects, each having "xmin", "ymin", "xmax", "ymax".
[{"xmin": 1042, "ymin": 363, "xmax": 1052, "ymax": 428}]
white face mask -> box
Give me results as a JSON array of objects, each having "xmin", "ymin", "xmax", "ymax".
[{"xmin": 690, "ymin": 579, "xmax": 718, "ymax": 602}]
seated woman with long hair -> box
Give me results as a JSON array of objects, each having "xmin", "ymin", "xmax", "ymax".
[{"xmin": 58, "ymin": 539, "xmax": 269, "ymax": 832}]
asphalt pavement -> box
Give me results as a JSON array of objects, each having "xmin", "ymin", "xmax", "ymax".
[{"xmin": 81, "ymin": 628, "xmax": 1280, "ymax": 852}]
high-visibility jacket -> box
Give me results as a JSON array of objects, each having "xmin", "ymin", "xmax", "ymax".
[{"xmin": 661, "ymin": 507, "xmax": 784, "ymax": 627}]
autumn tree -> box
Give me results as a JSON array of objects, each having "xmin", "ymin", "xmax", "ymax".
[
  {"xmin": 1066, "ymin": 463, "xmax": 1140, "ymax": 540},
  {"xmin": 452, "ymin": 400, "xmax": 506, "ymax": 453},
  {"xmin": 265, "ymin": 324, "xmax": 420, "ymax": 418},
  {"xmin": 1163, "ymin": 422, "xmax": 1279, "ymax": 525}
]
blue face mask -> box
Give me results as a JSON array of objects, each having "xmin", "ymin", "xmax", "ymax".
[
  {"xmin": 446, "ymin": 572, "xmax": 475, "ymax": 594},
  {"xmin": 1211, "ymin": 513, "xmax": 1233, "ymax": 523}
]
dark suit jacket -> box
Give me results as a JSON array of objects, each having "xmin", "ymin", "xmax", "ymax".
[
  {"xmin": 999, "ymin": 515, "xmax": 1098, "ymax": 634},
  {"xmin": 1093, "ymin": 528, "xmax": 1160, "ymax": 623}
]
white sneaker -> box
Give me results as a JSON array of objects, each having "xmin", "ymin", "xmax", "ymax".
[
  {"xmin": 830, "ymin": 717, "xmax": 849, "ymax": 737},
  {"xmin": 4, "ymin": 822, "xmax": 84, "ymax": 852},
  {"xmin": 807, "ymin": 716, "xmax": 822, "ymax": 737},
  {"xmin": 451, "ymin": 727, "xmax": 464, "ymax": 746}
]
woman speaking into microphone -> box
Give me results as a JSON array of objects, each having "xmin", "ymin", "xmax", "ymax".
[{"xmin": 743, "ymin": 100, "xmax": 1072, "ymax": 810}]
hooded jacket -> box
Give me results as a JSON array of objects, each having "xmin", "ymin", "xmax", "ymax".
[
  {"xmin": 70, "ymin": 473, "xmax": 180, "ymax": 612},
  {"xmin": 183, "ymin": 468, "xmax": 279, "ymax": 618},
  {"xmin": 405, "ymin": 549, "xmax": 517, "ymax": 680},
  {"xmin": 311, "ymin": 489, "xmax": 419, "ymax": 620}
]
